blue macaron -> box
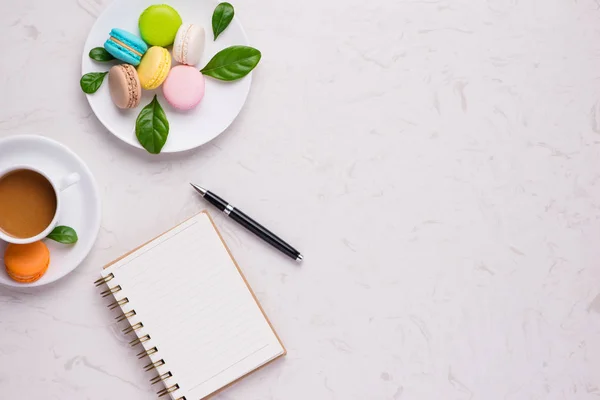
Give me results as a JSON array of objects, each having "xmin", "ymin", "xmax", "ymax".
[{"xmin": 104, "ymin": 28, "xmax": 148, "ymax": 66}]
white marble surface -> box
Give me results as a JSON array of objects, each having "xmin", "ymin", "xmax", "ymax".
[{"xmin": 1, "ymin": 0, "xmax": 600, "ymax": 398}]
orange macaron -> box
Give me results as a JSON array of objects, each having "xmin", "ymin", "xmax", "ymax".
[{"xmin": 4, "ymin": 241, "xmax": 50, "ymax": 283}]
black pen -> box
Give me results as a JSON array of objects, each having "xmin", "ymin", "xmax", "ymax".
[{"xmin": 190, "ymin": 184, "xmax": 303, "ymax": 262}]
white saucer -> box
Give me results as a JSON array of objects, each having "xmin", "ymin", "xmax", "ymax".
[
  {"xmin": 0, "ymin": 135, "xmax": 101, "ymax": 288},
  {"xmin": 82, "ymin": 0, "xmax": 252, "ymax": 153}
]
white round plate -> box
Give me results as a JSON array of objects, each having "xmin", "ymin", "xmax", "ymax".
[
  {"xmin": 82, "ymin": 0, "xmax": 252, "ymax": 153},
  {"xmin": 0, "ymin": 135, "xmax": 101, "ymax": 288}
]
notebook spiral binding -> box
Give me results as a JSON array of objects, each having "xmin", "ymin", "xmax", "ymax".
[{"xmin": 94, "ymin": 276, "xmax": 187, "ymax": 400}]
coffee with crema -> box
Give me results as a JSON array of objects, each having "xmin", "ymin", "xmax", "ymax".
[{"xmin": 0, "ymin": 169, "xmax": 57, "ymax": 239}]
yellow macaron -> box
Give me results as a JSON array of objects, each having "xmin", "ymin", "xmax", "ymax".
[
  {"xmin": 4, "ymin": 241, "xmax": 50, "ymax": 283},
  {"xmin": 137, "ymin": 46, "xmax": 171, "ymax": 90}
]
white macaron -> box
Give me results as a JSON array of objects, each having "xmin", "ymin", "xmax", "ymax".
[{"xmin": 172, "ymin": 23, "xmax": 205, "ymax": 66}]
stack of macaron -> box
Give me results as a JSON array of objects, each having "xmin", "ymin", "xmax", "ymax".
[{"xmin": 105, "ymin": 4, "xmax": 207, "ymax": 111}]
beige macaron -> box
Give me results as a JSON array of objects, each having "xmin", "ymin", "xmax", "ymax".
[{"xmin": 108, "ymin": 64, "xmax": 142, "ymax": 109}]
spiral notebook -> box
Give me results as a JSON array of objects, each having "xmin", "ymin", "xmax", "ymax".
[{"xmin": 95, "ymin": 212, "xmax": 286, "ymax": 400}]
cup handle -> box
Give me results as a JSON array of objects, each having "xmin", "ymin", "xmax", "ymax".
[{"xmin": 58, "ymin": 173, "xmax": 80, "ymax": 192}]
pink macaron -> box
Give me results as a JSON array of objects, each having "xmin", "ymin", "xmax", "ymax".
[{"xmin": 162, "ymin": 65, "xmax": 205, "ymax": 111}]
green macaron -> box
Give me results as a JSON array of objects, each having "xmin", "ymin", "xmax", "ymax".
[{"xmin": 139, "ymin": 4, "xmax": 182, "ymax": 47}]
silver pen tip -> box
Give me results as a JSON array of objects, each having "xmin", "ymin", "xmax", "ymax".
[
  {"xmin": 296, "ymin": 254, "xmax": 304, "ymax": 262},
  {"xmin": 190, "ymin": 183, "xmax": 207, "ymax": 196}
]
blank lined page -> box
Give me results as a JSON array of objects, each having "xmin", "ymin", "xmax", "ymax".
[{"xmin": 102, "ymin": 212, "xmax": 285, "ymax": 400}]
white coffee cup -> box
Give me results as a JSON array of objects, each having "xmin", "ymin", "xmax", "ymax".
[{"xmin": 0, "ymin": 165, "xmax": 80, "ymax": 244}]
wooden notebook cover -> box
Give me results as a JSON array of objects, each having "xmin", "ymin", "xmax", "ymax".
[{"xmin": 101, "ymin": 210, "xmax": 286, "ymax": 399}]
